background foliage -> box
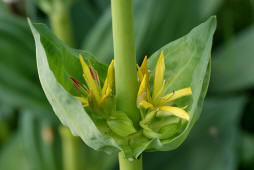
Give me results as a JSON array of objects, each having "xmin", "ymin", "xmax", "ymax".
[{"xmin": 0, "ymin": 0, "xmax": 254, "ymax": 170}]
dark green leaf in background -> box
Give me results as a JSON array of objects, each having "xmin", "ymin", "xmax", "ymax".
[
  {"xmin": 211, "ymin": 25, "xmax": 254, "ymax": 92},
  {"xmin": 82, "ymin": 0, "xmax": 221, "ymax": 64},
  {"xmin": 0, "ymin": 14, "xmax": 51, "ymax": 112},
  {"xmin": 20, "ymin": 111, "xmax": 61, "ymax": 170},
  {"xmin": 0, "ymin": 134, "xmax": 31, "ymax": 170},
  {"xmin": 240, "ymin": 132, "xmax": 254, "ymax": 168}
]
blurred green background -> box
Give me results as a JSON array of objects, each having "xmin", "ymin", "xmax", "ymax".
[{"xmin": 0, "ymin": 0, "xmax": 254, "ymax": 170}]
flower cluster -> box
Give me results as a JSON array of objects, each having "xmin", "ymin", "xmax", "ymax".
[
  {"xmin": 71, "ymin": 55, "xmax": 115, "ymax": 118},
  {"xmin": 137, "ymin": 51, "xmax": 192, "ymax": 139},
  {"xmin": 71, "ymin": 52, "xmax": 192, "ymax": 141}
]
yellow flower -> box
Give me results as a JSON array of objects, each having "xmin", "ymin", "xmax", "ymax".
[
  {"xmin": 137, "ymin": 51, "xmax": 192, "ymax": 121},
  {"xmin": 71, "ymin": 54, "xmax": 114, "ymax": 108}
]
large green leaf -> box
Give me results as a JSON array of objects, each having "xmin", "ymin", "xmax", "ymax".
[
  {"xmin": 144, "ymin": 96, "xmax": 246, "ymax": 170},
  {"xmin": 28, "ymin": 20, "xmax": 120, "ymax": 153},
  {"xmin": 240, "ymin": 132, "xmax": 254, "ymax": 168},
  {"xmin": 0, "ymin": 14, "xmax": 51, "ymax": 113},
  {"xmin": 0, "ymin": 101, "xmax": 16, "ymax": 145},
  {"xmin": 210, "ymin": 25, "xmax": 254, "ymax": 92},
  {"xmin": 71, "ymin": 1, "xmax": 105, "ymax": 48},
  {"xmin": 0, "ymin": 134, "xmax": 31, "ymax": 170},
  {"xmin": 20, "ymin": 111, "xmax": 61, "ymax": 170},
  {"xmin": 0, "ymin": 1, "xmax": 7, "ymax": 16},
  {"xmin": 145, "ymin": 16, "xmax": 216, "ymax": 151}
]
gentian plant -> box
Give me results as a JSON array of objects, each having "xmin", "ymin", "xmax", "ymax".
[{"xmin": 28, "ymin": 0, "xmax": 216, "ymax": 169}]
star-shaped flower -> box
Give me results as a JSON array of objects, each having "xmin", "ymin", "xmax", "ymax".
[
  {"xmin": 137, "ymin": 51, "xmax": 192, "ymax": 139},
  {"xmin": 137, "ymin": 51, "xmax": 192, "ymax": 120},
  {"xmin": 71, "ymin": 55, "xmax": 114, "ymax": 111}
]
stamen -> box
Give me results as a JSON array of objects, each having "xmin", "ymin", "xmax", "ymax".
[
  {"xmin": 70, "ymin": 76, "xmax": 88, "ymax": 92},
  {"xmin": 70, "ymin": 76, "xmax": 82, "ymax": 86},
  {"xmin": 73, "ymin": 82, "xmax": 81, "ymax": 95},
  {"xmin": 89, "ymin": 67, "xmax": 96, "ymax": 80},
  {"xmin": 95, "ymin": 71, "xmax": 101, "ymax": 87}
]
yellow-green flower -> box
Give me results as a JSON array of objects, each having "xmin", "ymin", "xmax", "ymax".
[
  {"xmin": 71, "ymin": 54, "xmax": 114, "ymax": 110},
  {"xmin": 137, "ymin": 51, "xmax": 192, "ymax": 139},
  {"xmin": 137, "ymin": 51, "xmax": 192, "ymax": 121}
]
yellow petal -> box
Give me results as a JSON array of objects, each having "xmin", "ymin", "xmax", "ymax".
[
  {"xmin": 105, "ymin": 87, "xmax": 112, "ymax": 98},
  {"xmin": 100, "ymin": 87, "xmax": 112, "ymax": 104},
  {"xmin": 137, "ymin": 74, "xmax": 149, "ymax": 104},
  {"xmin": 79, "ymin": 55, "xmax": 100, "ymax": 100},
  {"xmin": 152, "ymin": 79, "xmax": 166, "ymax": 105},
  {"xmin": 107, "ymin": 60, "xmax": 115, "ymax": 88},
  {"xmin": 139, "ymin": 100, "xmax": 154, "ymax": 109},
  {"xmin": 158, "ymin": 106, "xmax": 190, "ymax": 120},
  {"xmin": 75, "ymin": 96, "xmax": 89, "ymax": 107},
  {"xmin": 137, "ymin": 56, "xmax": 149, "ymax": 82},
  {"xmin": 102, "ymin": 60, "xmax": 114, "ymax": 95},
  {"xmin": 102, "ymin": 78, "xmax": 108, "ymax": 95},
  {"xmin": 137, "ymin": 64, "xmax": 143, "ymax": 82},
  {"xmin": 140, "ymin": 56, "xmax": 148, "ymax": 77},
  {"xmin": 153, "ymin": 51, "xmax": 165, "ymax": 99},
  {"xmin": 160, "ymin": 87, "xmax": 192, "ymax": 105}
]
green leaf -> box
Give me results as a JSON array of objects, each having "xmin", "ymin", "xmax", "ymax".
[
  {"xmin": 0, "ymin": 134, "xmax": 31, "ymax": 170},
  {"xmin": 0, "ymin": 15, "xmax": 52, "ymax": 113},
  {"xmin": 210, "ymin": 25, "xmax": 254, "ymax": 92},
  {"xmin": 71, "ymin": 1, "xmax": 102, "ymax": 47},
  {"xmin": 29, "ymin": 21, "xmax": 107, "ymax": 95},
  {"xmin": 20, "ymin": 111, "xmax": 61, "ymax": 170},
  {"xmin": 20, "ymin": 112, "xmax": 44, "ymax": 170},
  {"xmin": 141, "ymin": 116, "xmax": 180, "ymax": 140},
  {"xmin": 34, "ymin": 0, "xmax": 73, "ymax": 15},
  {"xmin": 240, "ymin": 132, "xmax": 254, "ymax": 167},
  {"xmin": 28, "ymin": 20, "xmax": 120, "ymax": 153},
  {"xmin": 0, "ymin": 1, "xmax": 7, "ymax": 16},
  {"xmin": 107, "ymin": 111, "xmax": 137, "ymax": 137},
  {"xmin": 146, "ymin": 16, "xmax": 216, "ymax": 151}
]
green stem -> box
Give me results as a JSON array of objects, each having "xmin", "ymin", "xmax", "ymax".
[
  {"xmin": 49, "ymin": 1, "xmax": 74, "ymax": 47},
  {"xmin": 59, "ymin": 126, "xmax": 83, "ymax": 170},
  {"xmin": 111, "ymin": 0, "xmax": 139, "ymax": 126},
  {"xmin": 119, "ymin": 152, "xmax": 143, "ymax": 170}
]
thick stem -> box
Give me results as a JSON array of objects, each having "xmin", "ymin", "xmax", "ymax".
[
  {"xmin": 119, "ymin": 152, "xmax": 143, "ymax": 170},
  {"xmin": 49, "ymin": 2, "xmax": 74, "ymax": 47},
  {"xmin": 111, "ymin": 0, "xmax": 139, "ymax": 126}
]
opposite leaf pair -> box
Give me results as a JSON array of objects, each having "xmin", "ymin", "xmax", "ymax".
[{"xmin": 29, "ymin": 16, "xmax": 216, "ymax": 159}]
